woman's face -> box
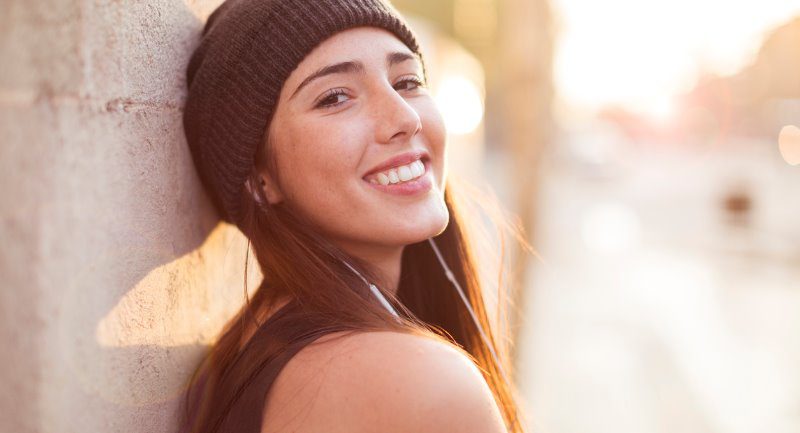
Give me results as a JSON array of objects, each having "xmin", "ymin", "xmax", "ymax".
[{"xmin": 260, "ymin": 27, "xmax": 449, "ymax": 257}]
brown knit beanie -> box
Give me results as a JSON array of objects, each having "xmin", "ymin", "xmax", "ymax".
[{"xmin": 183, "ymin": 0, "xmax": 424, "ymax": 231}]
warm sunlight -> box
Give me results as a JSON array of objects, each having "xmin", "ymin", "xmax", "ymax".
[
  {"xmin": 95, "ymin": 224, "xmax": 260, "ymax": 348},
  {"xmin": 553, "ymin": 0, "xmax": 800, "ymax": 116}
]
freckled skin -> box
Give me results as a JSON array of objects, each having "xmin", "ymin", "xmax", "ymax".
[{"xmin": 258, "ymin": 27, "xmax": 449, "ymax": 279}]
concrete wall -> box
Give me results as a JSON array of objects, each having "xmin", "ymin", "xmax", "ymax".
[{"xmin": 0, "ymin": 1, "xmax": 260, "ymax": 432}]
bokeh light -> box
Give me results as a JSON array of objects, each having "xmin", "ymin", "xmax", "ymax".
[{"xmin": 434, "ymin": 75, "xmax": 484, "ymax": 135}]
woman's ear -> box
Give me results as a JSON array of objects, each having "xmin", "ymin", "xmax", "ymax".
[{"xmin": 256, "ymin": 170, "xmax": 284, "ymax": 205}]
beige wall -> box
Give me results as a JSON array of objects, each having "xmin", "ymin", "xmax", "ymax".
[{"xmin": 0, "ymin": 1, "xmax": 260, "ymax": 432}]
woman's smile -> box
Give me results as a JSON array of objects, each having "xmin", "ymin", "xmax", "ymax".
[
  {"xmin": 362, "ymin": 149, "xmax": 433, "ymax": 196},
  {"xmin": 363, "ymin": 162, "xmax": 433, "ymax": 196}
]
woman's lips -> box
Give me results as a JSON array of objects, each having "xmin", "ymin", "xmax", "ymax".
[{"xmin": 362, "ymin": 150, "xmax": 430, "ymax": 179}]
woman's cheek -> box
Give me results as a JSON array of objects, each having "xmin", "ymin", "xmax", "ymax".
[
  {"xmin": 419, "ymin": 100, "xmax": 447, "ymax": 181},
  {"xmin": 302, "ymin": 130, "xmax": 355, "ymax": 193},
  {"xmin": 416, "ymin": 97, "xmax": 445, "ymax": 138}
]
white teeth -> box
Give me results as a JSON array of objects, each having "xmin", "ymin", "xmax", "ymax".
[
  {"xmin": 367, "ymin": 159, "xmax": 426, "ymax": 185},
  {"xmin": 411, "ymin": 160, "xmax": 424, "ymax": 177},
  {"xmin": 377, "ymin": 172, "xmax": 390, "ymax": 185},
  {"xmin": 398, "ymin": 165, "xmax": 412, "ymax": 181}
]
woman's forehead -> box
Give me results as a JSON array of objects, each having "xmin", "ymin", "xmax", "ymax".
[{"xmin": 287, "ymin": 27, "xmax": 418, "ymax": 80}]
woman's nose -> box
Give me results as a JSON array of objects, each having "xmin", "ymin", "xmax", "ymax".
[{"xmin": 372, "ymin": 84, "xmax": 423, "ymax": 144}]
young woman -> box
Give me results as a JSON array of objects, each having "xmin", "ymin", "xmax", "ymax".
[{"xmin": 181, "ymin": 0, "xmax": 527, "ymax": 432}]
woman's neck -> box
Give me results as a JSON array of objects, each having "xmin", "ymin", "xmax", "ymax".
[{"xmin": 336, "ymin": 241, "xmax": 405, "ymax": 296}]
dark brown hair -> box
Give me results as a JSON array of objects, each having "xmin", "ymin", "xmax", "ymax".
[{"xmin": 180, "ymin": 128, "xmax": 530, "ymax": 432}]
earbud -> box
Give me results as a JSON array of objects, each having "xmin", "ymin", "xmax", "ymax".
[{"xmin": 244, "ymin": 177, "xmax": 266, "ymax": 206}]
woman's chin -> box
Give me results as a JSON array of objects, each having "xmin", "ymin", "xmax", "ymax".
[{"xmin": 391, "ymin": 209, "xmax": 450, "ymax": 245}]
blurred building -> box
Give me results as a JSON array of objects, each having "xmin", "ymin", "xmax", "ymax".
[
  {"xmin": 690, "ymin": 16, "xmax": 800, "ymax": 136},
  {"xmin": 596, "ymin": 16, "xmax": 800, "ymax": 144}
]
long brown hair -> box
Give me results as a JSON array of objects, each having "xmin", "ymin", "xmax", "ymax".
[{"xmin": 180, "ymin": 130, "xmax": 530, "ymax": 432}]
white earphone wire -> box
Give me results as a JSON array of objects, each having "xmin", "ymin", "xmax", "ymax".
[
  {"xmin": 342, "ymin": 240, "xmax": 512, "ymax": 389},
  {"xmin": 427, "ymin": 238, "xmax": 513, "ymax": 390},
  {"xmin": 341, "ymin": 260, "xmax": 401, "ymax": 320}
]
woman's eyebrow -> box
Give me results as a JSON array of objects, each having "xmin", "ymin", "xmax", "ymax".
[
  {"xmin": 386, "ymin": 51, "xmax": 418, "ymax": 67},
  {"xmin": 289, "ymin": 51, "xmax": 420, "ymax": 100}
]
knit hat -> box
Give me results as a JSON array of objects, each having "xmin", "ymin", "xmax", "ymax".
[{"xmin": 183, "ymin": 0, "xmax": 424, "ymax": 231}]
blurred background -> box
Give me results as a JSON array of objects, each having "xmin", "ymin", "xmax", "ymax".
[
  {"xmin": 393, "ymin": 1, "xmax": 800, "ymax": 433},
  {"xmin": 2, "ymin": 1, "xmax": 799, "ymax": 432}
]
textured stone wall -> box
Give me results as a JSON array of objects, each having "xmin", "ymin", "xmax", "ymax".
[{"xmin": 0, "ymin": 1, "xmax": 260, "ymax": 432}]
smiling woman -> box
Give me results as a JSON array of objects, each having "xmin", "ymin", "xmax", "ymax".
[
  {"xmin": 180, "ymin": 1, "xmax": 526, "ymax": 433},
  {"xmin": 260, "ymin": 28, "xmax": 448, "ymax": 290}
]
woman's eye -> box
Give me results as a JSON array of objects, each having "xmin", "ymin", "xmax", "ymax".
[
  {"xmin": 395, "ymin": 77, "xmax": 425, "ymax": 91},
  {"xmin": 315, "ymin": 90, "xmax": 348, "ymax": 109},
  {"xmin": 315, "ymin": 77, "xmax": 425, "ymax": 110}
]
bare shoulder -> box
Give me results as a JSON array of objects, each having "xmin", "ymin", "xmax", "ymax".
[{"xmin": 261, "ymin": 331, "xmax": 508, "ymax": 433}]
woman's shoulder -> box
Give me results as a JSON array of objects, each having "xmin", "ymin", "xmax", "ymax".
[{"xmin": 261, "ymin": 330, "xmax": 508, "ymax": 433}]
